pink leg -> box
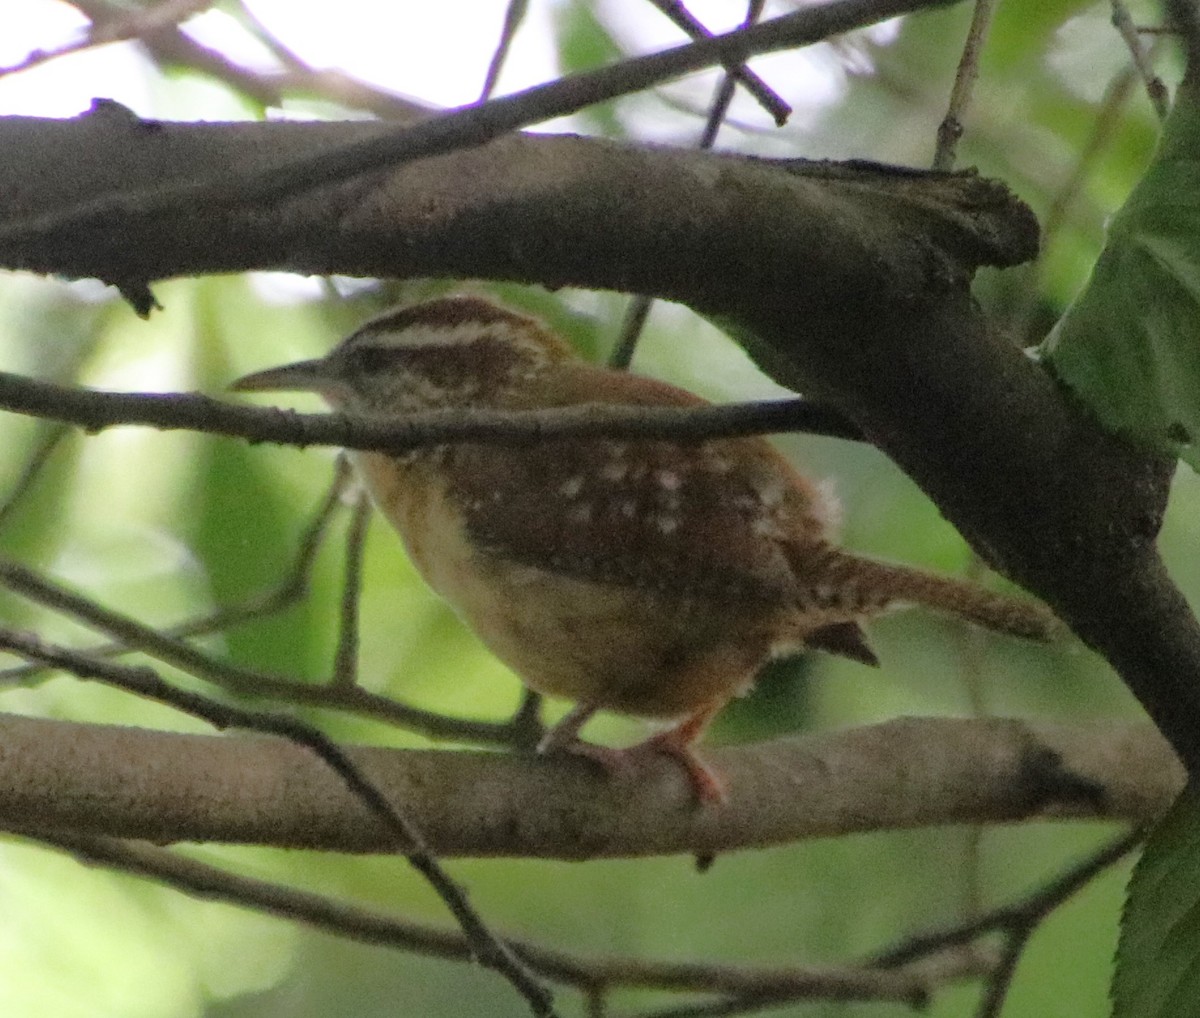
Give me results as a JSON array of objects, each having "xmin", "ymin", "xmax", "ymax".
[
  {"xmin": 537, "ymin": 701, "xmax": 601, "ymax": 755},
  {"xmin": 537, "ymin": 701, "xmax": 639, "ymax": 777},
  {"xmin": 538, "ymin": 699, "xmax": 729, "ymax": 805},
  {"xmin": 635, "ymin": 699, "xmax": 728, "ymax": 804}
]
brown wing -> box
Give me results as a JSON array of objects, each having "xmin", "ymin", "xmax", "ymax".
[{"xmin": 446, "ymin": 365, "xmax": 834, "ymax": 606}]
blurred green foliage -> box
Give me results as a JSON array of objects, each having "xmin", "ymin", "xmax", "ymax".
[{"xmin": 0, "ymin": 1, "xmax": 1190, "ymax": 1016}]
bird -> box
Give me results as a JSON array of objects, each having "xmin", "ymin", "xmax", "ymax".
[{"xmin": 231, "ymin": 295, "xmax": 1059, "ymax": 803}]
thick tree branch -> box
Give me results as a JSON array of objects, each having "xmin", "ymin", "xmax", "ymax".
[
  {"xmin": 0, "ymin": 627, "xmax": 554, "ymax": 1015},
  {"xmin": 0, "ymin": 118, "xmax": 1031, "ymax": 286},
  {"xmin": 0, "ymin": 713, "xmax": 1179, "ymax": 857},
  {"xmin": 0, "ymin": 0, "xmax": 961, "ymax": 249},
  {"xmin": 0, "ymin": 112, "xmax": 1195, "ymax": 772},
  {"xmin": 732, "ymin": 292, "xmax": 1189, "ymax": 769}
]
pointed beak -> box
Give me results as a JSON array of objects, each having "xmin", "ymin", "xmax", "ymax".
[{"xmin": 229, "ymin": 358, "xmax": 334, "ymax": 394}]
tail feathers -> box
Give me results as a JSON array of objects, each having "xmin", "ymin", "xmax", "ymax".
[
  {"xmin": 805, "ymin": 621, "xmax": 881, "ymax": 666},
  {"xmin": 810, "ymin": 554, "xmax": 1061, "ymax": 643}
]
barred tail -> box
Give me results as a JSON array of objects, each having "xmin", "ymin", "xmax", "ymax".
[{"xmin": 820, "ymin": 555, "xmax": 1061, "ymax": 642}]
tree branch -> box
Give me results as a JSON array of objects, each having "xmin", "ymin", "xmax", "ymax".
[
  {"xmin": 0, "ymin": 556, "xmax": 526, "ymax": 744},
  {"xmin": 0, "ymin": 626, "xmax": 555, "ymax": 1016},
  {"xmin": 641, "ymin": 0, "xmax": 792, "ymax": 126},
  {"xmin": 0, "ymin": 107, "xmax": 1194, "ymax": 775},
  {"xmin": 0, "ymin": 0, "xmax": 961, "ymax": 250},
  {"xmin": 0, "ymin": 371, "xmax": 861, "ymax": 448},
  {"xmin": 20, "ymin": 830, "xmax": 932, "ymax": 1007},
  {"xmin": 0, "ymin": 119, "xmax": 1029, "ymax": 287},
  {"xmin": 22, "ymin": 827, "xmax": 1134, "ymax": 1016},
  {"xmin": 0, "ymin": 713, "xmax": 1179, "ymax": 857},
  {"xmin": 870, "ymin": 827, "xmax": 1142, "ymax": 1015}
]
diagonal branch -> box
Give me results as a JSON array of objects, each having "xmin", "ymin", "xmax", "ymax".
[
  {"xmin": 642, "ymin": 0, "xmax": 792, "ymax": 125},
  {"xmin": 0, "ymin": 557, "xmax": 526, "ymax": 744},
  {"xmin": 0, "ymin": 0, "xmax": 215, "ymax": 80},
  {"xmin": 479, "ymin": 0, "xmax": 529, "ymax": 103},
  {"xmin": 874, "ymin": 828, "xmax": 1142, "ymax": 1017},
  {"xmin": 611, "ymin": 0, "xmax": 775, "ymax": 370},
  {"xmin": 0, "ymin": 0, "xmax": 962, "ymax": 248},
  {"xmin": 21, "ymin": 831, "xmax": 931, "ymax": 1006}
]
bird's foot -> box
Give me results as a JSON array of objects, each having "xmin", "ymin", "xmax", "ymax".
[
  {"xmin": 634, "ymin": 729, "xmax": 727, "ymax": 804},
  {"xmin": 536, "ymin": 699, "xmax": 727, "ymax": 804},
  {"xmin": 539, "ymin": 733, "xmax": 726, "ymax": 805}
]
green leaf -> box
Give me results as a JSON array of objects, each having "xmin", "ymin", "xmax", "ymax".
[
  {"xmin": 180, "ymin": 281, "xmax": 338, "ymax": 680},
  {"xmin": 551, "ymin": 0, "xmax": 625, "ymax": 137},
  {"xmin": 1040, "ymin": 81, "xmax": 1200, "ymax": 470},
  {"xmin": 553, "ymin": 0, "xmax": 621, "ymax": 76},
  {"xmin": 1113, "ymin": 783, "xmax": 1200, "ymax": 1017}
]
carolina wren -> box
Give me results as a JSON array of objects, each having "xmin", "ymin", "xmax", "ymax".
[{"xmin": 232, "ymin": 296, "xmax": 1058, "ymax": 803}]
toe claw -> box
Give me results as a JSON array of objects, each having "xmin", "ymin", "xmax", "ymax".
[{"xmin": 641, "ymin": 732, "xmax": 727, "ymax": 804}]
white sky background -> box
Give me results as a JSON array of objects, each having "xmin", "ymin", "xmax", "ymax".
[
  {"xmin": 0, "ymin": 0, "xmax": 558, "ymax": 115},
  {"xmin": 0, "ymin": 1, "xmax": 853, "ymax": 126}
]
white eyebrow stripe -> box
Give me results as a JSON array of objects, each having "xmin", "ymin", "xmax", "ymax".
[{"xmin": 349, "ymin": 322, "xmax": 519, "ymax": 350}]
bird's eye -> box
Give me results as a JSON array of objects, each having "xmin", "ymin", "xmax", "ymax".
[{"xmin": 345, "ymin": 346, "xmax": 400, "ymax": 374}]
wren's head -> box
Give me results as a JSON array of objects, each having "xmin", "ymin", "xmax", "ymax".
[{"xmin": 231, "ymin": 296, "xmax": 576, "ymax": 412}]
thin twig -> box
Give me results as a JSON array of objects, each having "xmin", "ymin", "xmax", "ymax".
[
  {"xmin": 630, "ymin": 828, "xmax": 1143, "ymax": 1017},
  {"xmin": 0, "ymin": 455, "xmax": 352, "ymax": 681},
  {"xmin": 968, "ymin": 828, "xmax": 1141, "ymax": 1017},
  {"xmin": 610, "ymin": 0, "xmax": 765, "ymax": 371},
  {"xmin": 932, "ymin": 0, "xmax": 997, "ymax": 170},
  {"xmin": 57, "ymin": 0, "xmax": 433, "ymax": 121},
  {"xmin": 609, "ymin": 295, "xmax": 656, "ymax": 370},
  {"xmin": 480, "ymin": 0, "xmax": 529, "ymax": 102},
  {"xmin": 0, "ymin": 557, "xmax": 524, "ymax": 744},
  {"xmin": 0, "ymin": 424, "xmax": 69, "ymax": 534},
  {"xmin": 0, "ymin": 372, "xmax": 864, "ymax": 453},
  {"xmin": 870, "ymin": 827, "xmax": 1143, "ymax": 969},
  {"xmin": 0, "ymin": 33, "xmax": 95, "ymax": 79},
  {"xmin": 973, "ymin": 929, "xmax": 1027, "ymax": 1018},
  {"xmin": 1111, "ymin": 0, "xmax": 1169, "ymax": 119},
  {"xmin": 0, "ymin": 0, "xmax": 960, "ymax": 247},
  {"xmin": 227, "ymin": 0, "xmax": 312, "ymax": 74},
  {"xmin": 697, "ymin": 61, "xmax": 743, "ymax": 149},
  {"xmin": 0, "ymin": 0, "xmax": 214, "ymax": 79},
  {"xmin": 0, "ymin": 627, "xmax": 556, "ymax": 1017},
  {"xmin": 0, "ymin": 327, "xmax": 101, "ymax": 535},
  {"xmin": 642, "ymin": 0, "xmax": 791, "ymax": 125},
  {"xmin": 331, "ymin": 487, "xmax": 371, "ymax": 688},
  {"xmin": 630, "ymin": 941, "xmax": 985, "ymax": 1018},
  {"xmin": 21, "ymin": 830, "xmax": 931, "ymax": 1005}
]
